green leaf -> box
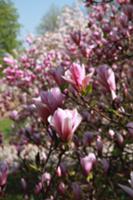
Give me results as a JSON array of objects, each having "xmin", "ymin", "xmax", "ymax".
[
  {"xmin": 86, "ymin": 172, "xmax": 93, "ymax": 182},
  {"xmin": 82, "ymin": 84, "xmax": 93, "ymax": 96}
]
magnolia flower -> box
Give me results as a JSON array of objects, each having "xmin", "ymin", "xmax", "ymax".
[
  {"xmin": 63, "ymin": 63, "xmax": 94, "ymax": 92},
  {"xmin": 80, "ymin": 153, "xmax": 96, "ymax": 176},
  {"xmin": 3, "ymin": 56, "xmax": 16, "ymax": 65},
  {"xmin": 58, "ymin": 182, "xmax": 66, "ymax": 195},
  {"xmin": 33, "ymin": 87, "xmax": 64, "ymax": 122},
  {"xmin": 97, "ymin": 65, "xmax": 117, "ymax": 100},
  {"xmin": 48, "ymin": 108, "xmax": 82, "ymax": 142}
]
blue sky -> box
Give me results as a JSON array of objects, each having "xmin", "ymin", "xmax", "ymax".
[{"xmin": 12, "ymin": 0, "xmax": 75, "ymax": 39}]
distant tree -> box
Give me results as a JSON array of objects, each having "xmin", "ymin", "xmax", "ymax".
[
  {"xmin": 37, "ymin": 4, "xmax": 61, "ymax": 34},
  {"xmin": 0, "ymin": 0, "xmax": 21, "ymax": 58}
]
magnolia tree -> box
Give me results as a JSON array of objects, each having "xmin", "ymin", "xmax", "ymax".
[{"xmin": 0, "ymin": 0, "xmax": 133, "ymax": 199}]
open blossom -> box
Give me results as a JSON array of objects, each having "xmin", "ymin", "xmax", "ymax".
[
  {"xmin": 80, "ymin": 153, "xmax": 96, "ymax": 176},
  {"xmin": 97, "ymin": 65, "xmax": 117, "ymax": 100},
  {"xmin": 33, "ymin": 87, "xmax": 64, "ymax": 122},
  {"xmin": 48, "ymin": 108, "xmax": 82, "ymax": 142},
  {"xmin": 63, "ymin": 63, "xmax": 94, "ymax": 92}
]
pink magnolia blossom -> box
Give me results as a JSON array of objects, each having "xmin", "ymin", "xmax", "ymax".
[
  {"xmin": 3, "ymin": 57, "xmax": 16, "ymax": 65},
  {"xmin": 97, "ymin": 65, "xmax": 117, "ymax": 100},
  {"xmin": 33, "ymin": 87, "xmax": 64, "ymax": 122},
  {"xmin": 48, "ymin": 108, "xmax": 82, "ymax": 142},
  {"xmin": 63, "ymin": 63, "xmax": 94, "ymax": 92},
  {"xmin": 58, "ymin": 182, "xmax": 66, "ymax": 195},
  {"xmin": 80, "ymin": 153, "xmax": 96, "ymax": 176}
]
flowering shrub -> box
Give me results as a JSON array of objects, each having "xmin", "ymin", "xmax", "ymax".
[{"xmin": 0, "ymin": 0, "xmax": 133, "ymax": 199}]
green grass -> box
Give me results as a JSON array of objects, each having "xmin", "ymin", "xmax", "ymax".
[{"xmin": 0, "ymin": 118, "xmax": 12, "ymax": 139}]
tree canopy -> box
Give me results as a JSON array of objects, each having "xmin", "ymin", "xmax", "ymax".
[
  {"xmin": 37, "ymin": 4, "xmax": 61, "ymax": 34},
  {"xmin": 0, "ymin": 0, "xmax": 21, "ymax": 57}
]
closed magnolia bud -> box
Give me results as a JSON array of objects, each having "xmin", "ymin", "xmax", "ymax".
[
  {"xmin": 116, "ymin": 133, "xmax": 124, "ymax": 146},
  {"xmin": 34, "ymin": 182, "xmax": 42, "ymax": 194},
  {"xmin": 21, "ymin": 178, "xmax": 27, "ymax": 191},
  {"xmin": 100, "ymin": 159, "xmax": 109, "ymax": 174},
  {"xmin": 56, "ymin": 162, "xmax": 67, "ymax": 177},
  {"xmin": 97, "ymin": 65, "xmax": 117, "ymax": 100},
  {"xmin": 108, "ymin": 129, "xmax": 115, "ymax": 139},
  {"xmin": 58, "ymin": 182, "xmax": 66, "ymax": 195},
  {"xmin": 41, "ymin": 172, "xmax": 51, "ymax": 185},
  {"xmin": 56, "ymin": 166, "xmax": 62, "ymax": 177},
  {"xmin": 81, "ymin": 111, "xmax": 91, "ymax": 122},
  {"xmin": 96, "ymin": 136, "xmax": 103, "ymax": 155},
  {"xmin": 80, "ymin": 153, "xmax": 96, "ymax": 176},
  {"xmin": 83, "ymin": 131, "xmax": 94, "ymax": 146},
  {"xmin": 126, "ymin": 122, "xmax": 133, "ymax": 137},
  {"xmin": 72, "ymin": 182, "xmax": 82, "ymax": 200}
]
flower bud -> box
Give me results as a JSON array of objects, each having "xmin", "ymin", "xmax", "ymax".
[
  {"xmin": 83, "ymin": 131, "xmax": 94, "ymax": 146},
  {"xmin": 126, "ymin": 122, "xmax": 133, "ymax": 137},
  {"xmin": 100, "ymin": 159, "xmax": 109, "ymax": 174},
  {"xmin": 80, "ymin": 153, "xmax": 96, "ymax": 176},
  {"xmin": 34, "ymin": 182, "xmax": 42, "ymax": 194},
  {"xmin": 96, "ymin": 136, "xmax": 103, "ymax": 155},
  {"xmin": 58, "ymin": 182, "xmax": 66, "ymax": 195},
  {"xmin": 115, "ymin": 133, "xmax": 124, "ymax": 146},
  {"xmin": 56, "ymin": 162, "xmax": 67, "ymax": 177},
  {"xmin": 21, "ymin": 178, "xmax": 27, "ymax": 191},
  {"xmin": 72, "ymin": 182, "xmax": 82, "ymax": 200},
  {"xmin": 108, "ymin": 129, "xmax": 115, "ymax": 139}
]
